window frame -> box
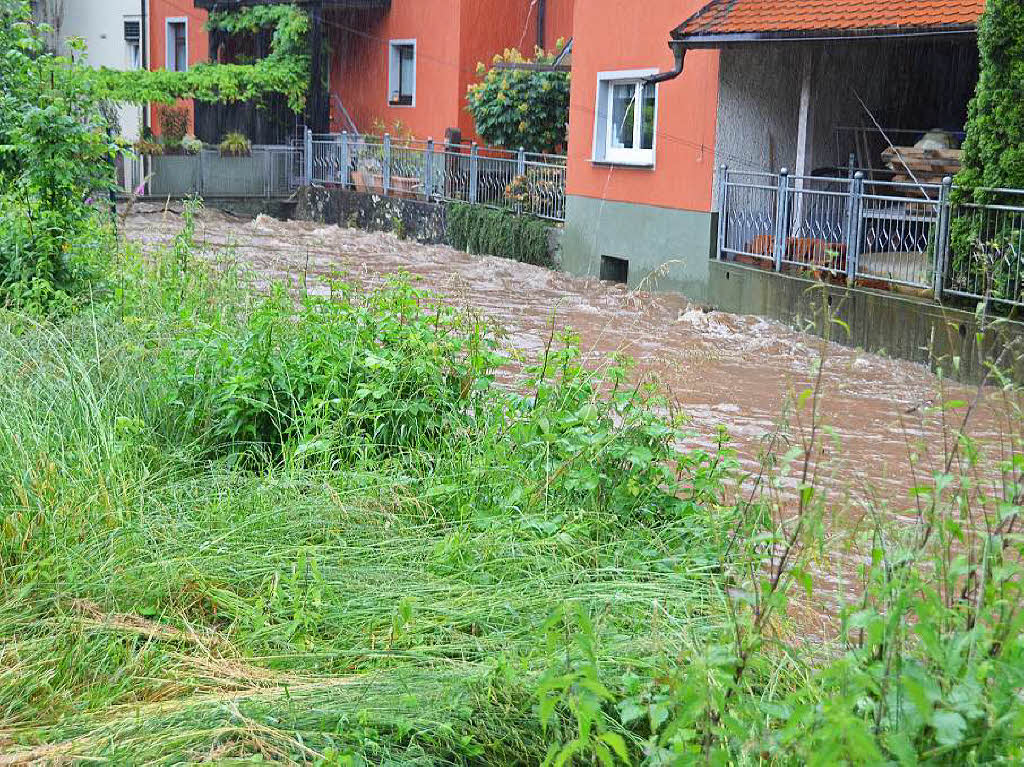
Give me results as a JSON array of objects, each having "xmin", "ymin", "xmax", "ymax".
[
  {"xmin": 388, "ymin": 39, "xmax": 417, "ymax": 108},
  {"xmin": 166, "ymin": 17, "xmax": 188, "ymax": 73},
  {"xmin": 592, "ymin": 69, "xmax": 659, "ymax": 168}
]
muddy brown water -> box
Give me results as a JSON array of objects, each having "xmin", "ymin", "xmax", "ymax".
[{"xmin": 123, "ymin": 206, "xmax": 1008, "ymax": 636}]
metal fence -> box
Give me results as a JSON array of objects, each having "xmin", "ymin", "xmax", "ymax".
[
  {"xmin": 717, "ymin": 166, "xmax": 1024, "ymax": 309},
  {"xmin": 142, "ymin": 145, "xmax": 303, "ymax": 199},
  {"xmin": 304, "ymin": 131, "xmax": 567, "ymax": 222}
]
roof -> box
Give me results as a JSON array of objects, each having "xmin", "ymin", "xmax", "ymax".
[{"xmin": 673, "ymin": 0, "xmax": 986, "ymax": 45}]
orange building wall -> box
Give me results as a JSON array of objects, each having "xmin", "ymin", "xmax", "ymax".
[
  {"xmin": 455, "ymin": 0, "xmax": 542, "ymax": 141},
  {"xmin": 566, "ymin": 0, "xmax": 720, "ymax": 213},
  {"xmin": 330, "ymin": 0, "xmax": 571, "ymax": 144},
  {"xmin": 148, "ymin": 0, "xmax": 208, "ymax": 135},
  {"xmin": 544, "ymin": 0, "xmax": 575, "ymax": 50},
  {"xmin": 328, "ymin": 2, "xmax": 462, "ymax": 139}
]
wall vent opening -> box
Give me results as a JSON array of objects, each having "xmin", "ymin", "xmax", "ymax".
[{"xmin": 600, "ymin": 255, "xmax": 629, "ymax": 284}]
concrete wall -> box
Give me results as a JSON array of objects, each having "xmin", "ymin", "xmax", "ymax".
[
  {"xmin": 707, "ymin": 261, "xmax": 1024, "ymax": 384},
  {"xmin": 53, "ymin": 0, "xmax": 144, "ymax": 142},
  {"xmin": 560, "ymin": 194, "xmax": 716, "ymax": 301},
  {"xmin": 148, "ymin": 0, "xmax": 209, "ymax": 136}
]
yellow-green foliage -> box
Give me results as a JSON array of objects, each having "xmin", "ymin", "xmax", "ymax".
[{"xmin": 466, "ymin": 43, "xmax": 570, "ymax": 154}]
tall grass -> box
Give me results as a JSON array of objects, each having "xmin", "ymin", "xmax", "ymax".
[{"xmin": 1, "ymin": 212, "xmax": 1022, "ymax": 763}]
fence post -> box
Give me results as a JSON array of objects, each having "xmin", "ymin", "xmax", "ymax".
[
  {"xmin": 517, "ymin": 146, "xmax": 526, "ymax": 177},
  {"xmin": 264, "ymin": 147, "xmax": 272, "ymax": 199},
  {"xmin": 933, "ymin": 176, "xmax": 954, "ymax": 302},
  {"xmin": 716, "ymin": 164, "xmax": 729, "ymax": 260},
  {"xmin": 383, "ymin": 133, "xmax": 392, "ymax": 195},
  {"xmin": 196, "ymin": 147, "xmax": 205, "ymax": 197},
  {"xmin": 340, "ymin": 132, "xmax": 350, "ymax": 187},
  {"xmin": 845, "ymin": 171, "xmax": 864, "ymax": 286},
  {"xmin": 469, "ymin": 142, "xmax": 479, "ymax": 204},
  {"xmin": 304, "ymin": 127, "xmax": 313, "ymax": 185},
  {"xmin": 772, "ymin": 168, "xmax": 790, "ymax": 271},
  {"xmin": 424, "ymin": 138, "xmax": 434, "ymax": 199}
]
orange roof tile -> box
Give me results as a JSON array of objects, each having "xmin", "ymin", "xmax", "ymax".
[{"xmin": 674, "ymin": 0, "xmax": 985, "ymax": 41}]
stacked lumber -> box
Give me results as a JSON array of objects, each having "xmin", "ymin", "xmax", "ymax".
[{"xmin": 882, "ymin": 146, "xmax": 962, "ymax": 185}]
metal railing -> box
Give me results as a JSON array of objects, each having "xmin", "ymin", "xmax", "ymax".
[
  {"xmin": 717, "ymin": 166, "xmax": 1024, "ymax": 309},
  {"xmin": 136, "ymin": 145, "xmax": 304, "ymax": 199},
  {"xmin": 304, "ymin": 130, "xmax": 567, "ymax": 222}
]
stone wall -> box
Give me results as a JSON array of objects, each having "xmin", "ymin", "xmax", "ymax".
[{"xmin": 295, "ymin": 186, "xmax": 563, "ymax": 263}]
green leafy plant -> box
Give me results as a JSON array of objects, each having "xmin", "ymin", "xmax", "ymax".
[
  {"xmin": 447, "ymin": 203, "xmax": 552, "ymax": 267},
  {"xmin": 0, "ymin": 0, "xmax": 117, "ymax": 312},
  {"xmin": 466, "ymin": 43, "xmax": 570, "ymax": 154},
  {"xmin": 218, "ymin": 131, "xmax": 252, "ymax": 157},
  {"xmin": 950, "ymin": 0, "xmax": 1024, "ymax": 302}
]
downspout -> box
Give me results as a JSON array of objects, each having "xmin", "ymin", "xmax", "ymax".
[
  {"xmin": 644, "ymin": 41, "xmax": 686, "ymax": 85},
  {"xmin": 141, "ymin": 0, "xmax": 148, "ymax": 132},
  {"xmin": 537, "ymin": 0, "xmax": 546, "ymax": 51}
]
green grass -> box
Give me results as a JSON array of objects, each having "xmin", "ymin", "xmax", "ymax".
[
  {"xmin": 0, "ymin": 231, "xmax": 734, "ymax": 763},
  {"xmin": 2, "ymin": 216, "xmax": 1023, "ymax": 764}
]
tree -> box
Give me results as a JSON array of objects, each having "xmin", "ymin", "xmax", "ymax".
[
  {"xmin": 466, "ymin": 44, "xmax": 570, "ymax": 155},
  {"xmin": 950, "ymin": 0, "xmax": 1024, "ymax": 295},
  {"xmin": 0, "ymin": 0, "xmax": 117, "ymax": 310}
]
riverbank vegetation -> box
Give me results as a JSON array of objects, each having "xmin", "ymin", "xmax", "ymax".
[
  {"xmin": 1, "ymin": 200, "xmax": 1023, "ymax": 762},
  {"xmin": 3, "ymin": 2, "xmax": 1024, "ymax": 762}
]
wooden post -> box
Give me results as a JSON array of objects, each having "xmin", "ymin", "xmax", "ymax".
[{"xmin": 793, "ymin": 48, "xmax": 815, "ymax": 230}]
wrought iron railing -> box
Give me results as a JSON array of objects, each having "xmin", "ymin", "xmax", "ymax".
[
  {"xmin": 303, "ymin": 130, "xmax": 567, "ymax": 222},
  {"xmin": 717, "ymin": 167, "xmax": 1024, "ymax": 309}
]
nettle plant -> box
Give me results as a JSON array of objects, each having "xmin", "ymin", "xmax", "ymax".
[{"xmin": 466, "ymin": 43, "xmax": 570, "ymax": 155}]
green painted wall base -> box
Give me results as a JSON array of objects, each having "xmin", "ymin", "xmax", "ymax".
[
  {"xmin": 560, "ymin": 195, "xmax": 717, "ymax": 301},
  {"xmin": 707, "ymin": 260, "xmax": 1024, "ymax": 383}
]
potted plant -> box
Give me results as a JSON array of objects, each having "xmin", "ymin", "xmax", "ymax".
[
  {"xmin": 182, "ymin": 134, "xmax": 203, "ymax": 155},
  {"xmin": 219, "ymin": 132, "xmax": 252, "ymax": 158}
]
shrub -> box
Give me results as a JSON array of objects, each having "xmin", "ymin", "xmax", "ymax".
[
  {"xmin": 157, "ymin": 104, "xmax": 189, "ymax": 151},
  {"xmin": 447, "ymin": 204, "xmax": 552, "ymax": 267},
  {"xmin": 168, "ymin": 277, "xmax": 501, "ymax": 466},
  {"xmin": 466, "ymin": 44, "xmax": 570, "ymax": 154},
  {"xmin": 0, "ymin": 1, "xmax": 117, "ymax": 312},
  {"xmin": 950, "ymin": 0, "xmax": 1024, "ymax": 299}
]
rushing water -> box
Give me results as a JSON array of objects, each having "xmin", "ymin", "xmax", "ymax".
[{"xmin": 124, "ymin": 206, "xmax": 1006, "ymax": 635}]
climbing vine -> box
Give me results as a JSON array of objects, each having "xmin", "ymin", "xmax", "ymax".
[{"xmin": 88, "ymin": 4, "xmax": 310, "ymax": 112}]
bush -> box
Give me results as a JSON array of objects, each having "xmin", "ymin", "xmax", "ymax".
[
  {"xmin": 168, "ymin": 277, "xmax": 500, "ymax": 466},
  {"xmin": 950, "ymin": 0, "xmax": 1024, "ymax": 298},
  {"xmin": 447, "ymin": 204, "xmax": 552, "ymax": 267},
  {"xmin": 157, "ymin": 104, "xmax": 189, "ymax": 152},
  {"xmin": 466, "ymin": 44, "xmax": 570, "ymax": 154},
  {"xmin": 0, "ymin": 1, "xmax": 117, "ymax": 312}
]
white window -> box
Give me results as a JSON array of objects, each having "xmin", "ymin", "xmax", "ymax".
[
  {"xmin": 124, "ymin": 17, "xmax": 141, "ymax": 70},
  {"xmin": 592, "ymin": 70, "xmax": 659, "ymax": 166},
  {"xmin": 166, "ymin": 18, "xmax": 188, "ymax": 72},
  {"xmin": 388, "ymin": 40, "xmax": 416, "ymax": 107}
]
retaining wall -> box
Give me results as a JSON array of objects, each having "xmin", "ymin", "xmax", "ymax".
[
  {"xmin": 708, "ymin": 260, "xmax": 1024, "ymax": 383},
  {"xmin": 295, "ymin": 186, "xmax": 563, "ymax": 263}
]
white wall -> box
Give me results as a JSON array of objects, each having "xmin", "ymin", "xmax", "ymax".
[
  {"xmin": 713, "ymin": 42, "xmax": 894, "ymax": 181},
  {"xmin": 58, "ymin": 0, "xmax": 146, "ymax": 143}
]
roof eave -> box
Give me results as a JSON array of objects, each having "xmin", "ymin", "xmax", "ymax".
[{"xmin": 671, "ymin": 25, "xmax": 978, "ymax": 48}]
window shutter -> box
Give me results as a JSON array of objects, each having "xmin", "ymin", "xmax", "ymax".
[{"xmin": 124, "ymin": 20, "xmax": 141, "ymax": 44}]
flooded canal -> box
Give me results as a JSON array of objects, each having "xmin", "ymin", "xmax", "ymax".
[{"xmin": 124, "ymin": 206, "xmax": 1005, "ymax": 634}]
